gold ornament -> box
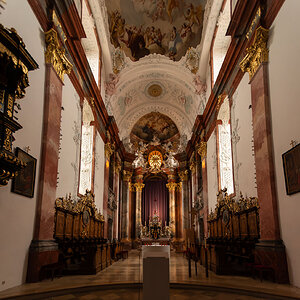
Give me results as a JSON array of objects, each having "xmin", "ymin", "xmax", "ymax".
[
  {"xmin": 240, "ymin": 26, "xmax": 269, "ymax": 80},
  {"xmin": 44, "ymin": 28, "xmax": 72, "ymax": 82}
]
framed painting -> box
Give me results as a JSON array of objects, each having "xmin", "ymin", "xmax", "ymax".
[
  {"xmin": 282, "ymin": 143, "xmax": 300, "ymax": 195},
  {"xmin": 12, "ymin": 147, "xmax": 37, "ymax": 198}
]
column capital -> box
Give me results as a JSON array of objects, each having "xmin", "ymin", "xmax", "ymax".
[
  {"xmin": 166, "ymin": 182, "xmax": 177, "ymax": 192},
  {"xmin": 104, "ymin": 141, "xmax": 115, "ymax": 160},
  {"xmin": 113, "ymin": 160, "xmax": 121, "ymax": 174},
  {"xmin": 196, "ymin": 140, "xmax": 207, "ymax": 160},
  {"xmin": 178, "ymin": 170, "xmax": 189, "ymax": 182},
  {"xmin": 240, "ymin": 26, "xmax": 269, "ymax": 80},
  {"xmin": 134, "ymin": 182, "xmax": 145, "ymax": 191},
  {"xmin": 123, "ymin": 170, "xmax": 133, "ymax": 182},
  {"xmin": 44, "ymin": 28, "xmax": 72, "ymax": 82}
]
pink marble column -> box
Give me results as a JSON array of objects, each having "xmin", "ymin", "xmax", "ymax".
[
  {"xmin": 201, "ymin": 158, "xmax": 209, "ymax": 237},
  {"xmin": 26, "ymin": 64, "xmax": 62, "ymax": 282},
  {"xmin": 250, "ymin": 63, "xmax": 289, "ymax": 283},
  {"xmin": 102, "ymin": 156, "xmax": 110, "ymax": 239},
  {"xmin": 113, "ymin": 167, "xmax": 120, "ymax": 239}
]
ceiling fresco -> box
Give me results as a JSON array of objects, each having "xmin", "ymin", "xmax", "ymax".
[
  {"xmin": 106, "ymin": 0, "xmax": 207, "ymax": 61},
  {"xmin": 130, "ymin": 112, "xmax": 179, "ymax": 142}
]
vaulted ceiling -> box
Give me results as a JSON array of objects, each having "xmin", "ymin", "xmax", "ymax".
[{"xmin": 87, "ymin": 0, "xmax": 226, "ymax": 148}]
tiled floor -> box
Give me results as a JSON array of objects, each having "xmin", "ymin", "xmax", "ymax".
[{"xmin": 0, "ymin": 249, "xmax": 300, "ymax": 299}]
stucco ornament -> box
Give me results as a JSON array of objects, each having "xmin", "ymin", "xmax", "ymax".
[
  {"xmin": 112, "ymin": 48, "xmax": 126, "ymax": 74},
  {"xmin": 185, "ymin": 48, "xmax": 200, "ymax": 74},
  {"xmin": 105, "ymin": 73, "xmax": 120, "ymax": 96}
]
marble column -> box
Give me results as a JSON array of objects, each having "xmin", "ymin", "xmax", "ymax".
[
  {"xmin": 27, "ymin": 28, "xmax": 72, "ymax": 282},
  {"xmin": 166, "ymin": 175, "xmax": 177, "ymax": 237},
  {"xmin": 113, "ymin": 160, "xmax": 121, "ymax": 239},
  {"xmin": 178, "ymin": 170, "xmax": 189, "ymax": 239},
  {"xmin": 134, "ymin": 175, "xmax": 144, "ymax": 239},
  {"xmin": 103, "ymin": 142, "xmax": 114, "ymax": 239},
  {"xmin": 122, "ymin": 170, "xmax": 133, "ymax": 243},
  {"xmin": 189, "ymin": 157, "xmax": 197, "ymax": 227},
  {"xmin": 197, "ymin": 141, "xmax": 209, "ymax": 237},
  {"xmin": 240, "ymin": 26, "xmax": 289, "ymax": 283}
]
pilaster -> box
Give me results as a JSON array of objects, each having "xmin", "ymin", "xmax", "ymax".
[
  {"xmin": 27, "ymin": 27, "xmax": 72, "ymax": 282},
  {"xmin": 240, "ymin": 26, "xmax": 289, "ymax": 283}
]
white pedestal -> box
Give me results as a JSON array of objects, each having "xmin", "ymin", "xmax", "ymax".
[{"xmin": 142, "ymin": 245, "xmax": 170, "ymax": 300}]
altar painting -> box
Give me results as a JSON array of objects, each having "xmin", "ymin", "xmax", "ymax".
[{"xmin": 106, "ymin": 0, "xmax": 207, "ymax": 61}]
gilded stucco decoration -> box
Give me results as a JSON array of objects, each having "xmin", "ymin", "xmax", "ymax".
[
  {"xmin": 55, "ymin": 190, "xmax": 104, "ymax": 221},
  {"xmin": 240, "ymin": 26, "xmax": 269, "ymax": 80},
  {"xmin": 104, "ymin": 141, "xmax": 115, "ymax": 160},
  {"xmin": 208, "ymin": 188, "xmax": 259, "ymax": 221},
  {"xmin": 113, "ymin": 159, "xmax": 122, "ymax": 174},
  {"xmin": 197, "ymin": 140, "xmax": 207, "ymax": 160},
  {"xmin": 44, "ymin": 28, "xmax": 72, "ymax": 82},
  {"xmin": 166, "ymin": 182, "xmax": 177, "ymax": 192},
  {"xmin": 123, "ymin": 170, "xmax": 133, "ymax": 182},
  {"xmin": 178, "ymin": 169, "xmax": 188, "ymax": 182},
  {"xmin": 134, "ymin": 182, "xmax": 145, "ymax": 191}
]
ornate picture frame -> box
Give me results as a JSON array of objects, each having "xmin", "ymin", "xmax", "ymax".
[
  {"xmin": 12, "ymin": 147, "xmax": 37, "ymax": 198},
  {"xmin": 282, "ymin": 143, "xmax": 300, "ymax": 195}
]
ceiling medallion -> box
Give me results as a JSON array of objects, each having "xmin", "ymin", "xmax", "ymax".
[{"xmin": 148, "ymin": 84, "xmax": 162, "ymax": 98}]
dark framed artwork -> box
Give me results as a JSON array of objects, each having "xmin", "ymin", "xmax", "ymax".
[
  {"xmin": 282, "ymin": 143, "xmax": 300, "ymax": 195},
  {"xmin": 12, "ymin": 147, "xmax": 37, "ymax": 198}
]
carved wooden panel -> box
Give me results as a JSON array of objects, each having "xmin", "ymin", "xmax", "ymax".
[
  {"xmin": 55, "ymin": 210, "xmax": 65, "ymax": 238},
  {"xmin": 65, "ymin": 213, "xmax": 73, "ymax": 239},
  {"xmin": 240, "ymin": 214, "xmax": 248, "ymax": 238},
  {"xmin": 217, "ymin": 219, "xmax": 222, "ymax": 238},
  {"xmin": 213, "ymin": 221, "xmax": 217, "ymax": 237},
  {"xmin": 248, "ymin": 210, "xmax": 258, "ymax": 237},
  {"xmin": 89, "ymin": 219, "xmax": 95, "ymax": 238},
  {"xmin": 232, "ymin": 215, "xmax": 240, "ymax": 238},
  {"xmin": 73, "ymin": 214, "xmax": 80, "ymax": 239}
]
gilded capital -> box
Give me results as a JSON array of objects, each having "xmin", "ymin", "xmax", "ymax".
[
  {"xmin": 166, "ymin": 182, "xmax": 177, "ymax": 192},
  {"xmin": 113, "ymin": 160, "xmax": 121, "ymax": 174},
  {"xmin": 197, "ymin": 141, "xmax": 207, "ymax": 160},
  {"xmin": 177, "ymin": 182, "xmax": 182, "ymax": 192},
  {"xmin": 240, "ymin": 26, "xmax": 269, "ymax": 80},
  {"xmin": 178, "ymin": 170, "xmax": 188, "ymax": 182},
  {"xmin": 123, "ymin": 170, "xmax": 133, "ymax": 182},
  {"xmin": 104, "ymin": 142, "xmax": 114, "ymax": 160},
  {"xmin": 189, "ymin": 160, "xmax": 196, "ymax": 174},
  {"xmin": 44, "ymin": 28, "xmax": 72, "ymax": 82},
  {"xmin": 134, "ymin": 182, "xmax": 145, "ymax": 191}
]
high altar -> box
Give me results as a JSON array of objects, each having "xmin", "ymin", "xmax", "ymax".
[{"xmin": 140, "ymin": 210, "xmax": 171, "ymax": 244}]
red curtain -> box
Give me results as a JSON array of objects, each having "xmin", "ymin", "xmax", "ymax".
[{"xmin": 142, "ymin": 180, "xmax": 169, "ymax": 226}]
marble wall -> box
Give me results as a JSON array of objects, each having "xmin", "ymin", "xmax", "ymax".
[
  {"xmin": 56, "ymin": 77, "xmax": 82, "ymax": 199},
  {"xmin": 0, "ymin": 0, "xmax": 46, "ymax": 291},
  {"xmin": 231, "ymin": 74, "xmax": 257, "ymax": 198},
  {"xmin": 94, "ymin": 132, "xmax": 105, "ymax": 213},
  {"xmin": 206, "ymin": 131, "xmax": 218, "ymax": 212},
  {"xmin": 268, "ymin": 0, "xmax": 300, "ymax": 288}
]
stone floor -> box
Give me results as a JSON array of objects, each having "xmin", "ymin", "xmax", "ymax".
[{"xmin": 0, "ymin": 250, "xmax": 300, "ymax": 299}]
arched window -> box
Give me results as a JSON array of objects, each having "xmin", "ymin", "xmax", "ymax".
[{"xmin": 217, "ymin": 96, "xmax": 234, "ymax": 194}]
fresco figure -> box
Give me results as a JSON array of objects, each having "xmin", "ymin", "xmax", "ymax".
[{"xmin": 168, "ymin": 26, "xmax": 182, "ymax": 60}]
